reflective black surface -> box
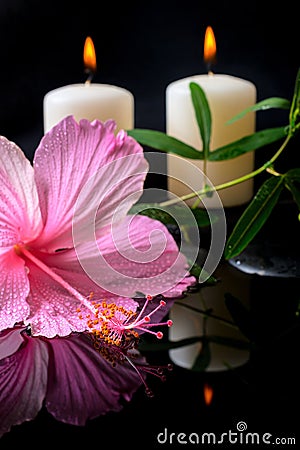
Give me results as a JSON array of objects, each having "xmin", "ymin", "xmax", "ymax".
[{"xmin": 2, "ymin": 204, "xmax": 300, "ymax": 448}]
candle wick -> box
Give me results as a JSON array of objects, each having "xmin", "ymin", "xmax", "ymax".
[
  {"xmin": 205, "ymin": 61, "xmax": 214, "ymax": 76},
  {"xmin": 85, "ymin": 69, "xmax": 95, "ymax": 85}
]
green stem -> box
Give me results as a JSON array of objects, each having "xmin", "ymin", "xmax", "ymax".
[
  {"xmin": 160, "ymin": 133, "xmax": 292, "ymax": 208},
  {"xmin": 191, "ymin": 192, "xmax": 206, "ymax": 209},
  {"xmin": 269, "ymin": 132, "xmax": 292, "ymax": 164},
  {"xmin": 203, "ymin": 157, "xmax": 207, "ymax": 177},
  {"xmin": 192, "ymin": 158, "xmax": 208, "ymax": 208}
]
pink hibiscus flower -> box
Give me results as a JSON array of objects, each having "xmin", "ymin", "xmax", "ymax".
[
  {"xmin": 0, "ymin": 324, "xmax": 171, "ymax": 438},
  {"xmin": 0, "ymin": 116, "xmax": 195, "ymax": 339}
]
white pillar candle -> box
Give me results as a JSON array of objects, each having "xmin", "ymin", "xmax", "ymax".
[
  {"xmin": 43, "ymin": 36, "xmax": 134, "ymax": 133},
  {"xmin": 43, "ymin": 83, "xmax": 134, "ymax": 133},
  {"xmin": 166, "ymin": 73, "xmax": 257, "ymax": 207}
]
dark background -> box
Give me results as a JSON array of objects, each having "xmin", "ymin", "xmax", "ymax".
[
  {"xmin": 0, "ymin": 1, "xmax": 299, "ymax": 448},
  {"xmin": 0, "ymin": 0, "xmax": 299, "ymax": 164}
]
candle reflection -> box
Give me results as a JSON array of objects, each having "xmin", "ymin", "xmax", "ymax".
[
  {"xmin": 204, "ymin": 382, "xmax": 214, "ymax": 406},
  {"xmin": 169, "ymin": 262, "xmax": 251, "ymax": 371}
]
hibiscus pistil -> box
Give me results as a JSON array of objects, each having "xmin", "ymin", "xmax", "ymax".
[{"xmin": 14, "ymin": 244, "xmax": 97, "ymax": 315}]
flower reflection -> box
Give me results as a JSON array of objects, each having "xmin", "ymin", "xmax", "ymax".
[
  {"xmin": 0, "ymin": 310, "xmax": 173, "ymax": 438},
  {"xmin": 0, "ymin": 326, "xmax": 142, "ymax": 436}
]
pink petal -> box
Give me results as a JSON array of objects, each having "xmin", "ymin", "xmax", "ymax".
[
  {"xmin": 0, "ymin": 136, "xmax": 42, "ymax": 247},
  {"xmin": 0, "ymin": 326, "xmax": 24, "ymax": 359},
  {"xmin": 23, "ymin": 249, "xmax": 139, "ymax": 338},
  {"xmin": 74, "ymin": 214, "xmax": 195, "ymax": 298},
  {"xmin": 38, "ymin": 246, "xmax": 111, "ymax": 298},
  {"xmin": 0, "ymin": 250, "xmax": 30, "ymax": 332},
  {"xmin": 33, "ymin": 116, "xmax": 148, "ymax": 252},
  {"xmin": 45, "ymin": 333, "xmax": 143, "ymax": 425},
  {"xmin": 162, "ymin": 273, "xmax": 196, "ymax": 298},
  {"xmin": 0, "ymin": 329, "xmax": 48, "ymax": 438},
  {"xmin": 24, "ymin": 262, "xmax": 87, "ymax": 338}
]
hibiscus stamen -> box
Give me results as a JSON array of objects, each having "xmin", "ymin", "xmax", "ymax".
[
  {"xmin": 84, "ymin": 295, "xmax": 174, "ymax": 398},
  {"xmin": 82, "ymin": 296, "xmax": 172, "ymax": 347},
  {"xmin": 132, "ymin": 294, "xmax": 153, "ymax": 323}
]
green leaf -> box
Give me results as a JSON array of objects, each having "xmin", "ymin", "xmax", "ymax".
[
  {"xmin": 129, "ymin": 202, "xmax": 212, "ymax": 228},
  {"xmin": 190, "ymin": 207, "xmax": 215, "ymax": 227},
  {"xmin": 191, "ymin": 338, "xmax": 211, "ymax": 371},
  {"xmin": 224, "ymin": 175, "xmax": 285, "ymax": 259},
  {"xmin": 289, "ymin": 67, "xmax": 300, "ymax": 127},
  {"xmin": 285, "ymin": 167, "xmax": 300, "ymax": 182},
  {"xmin": 168, "ymin": 205, "xmax": 211, "ymax": 227},
  {"xmin": 127, "ymin": 128, "xmax": 203, "ymax": 159},
  {"xmin": 224, "ymin": 293, "xmax": 254, "ymax": 341},
  {"xmin": 129, "ymin": 203, "xmax": 176, "ymax": 225},
  {"xmin": 189, "ymin": 82, "xmax": 212, "ymax": 158},
  {"xmin": 284, "ymin": 170, "xmax": 300, "ymax": 211},
  {"xmin": 227, "ymin": 97, "xmax": 290, "ymax": 124},
  {"xmin": 187, "ymin": 260, "xmax": 217, "ymax": 285},
  {"xmin": 208, "ymin": 126, "xmax": 287, "ymax": 161},
  {"xmin": 285, "ymin": 180, "xmax": 300, "ymax": 212}
]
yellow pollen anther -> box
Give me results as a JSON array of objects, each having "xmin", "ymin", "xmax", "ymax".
[{"xmin": 14, "ymin": 244, "xmax": 22, "ymax": 255}]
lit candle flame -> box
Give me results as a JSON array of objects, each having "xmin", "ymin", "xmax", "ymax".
[
  {"xmin": 204, "ymin": 382, "xmax": 214, "ymax": 406},
  {"xmin": 203, "ymin": 26, "xmax": 216, "ymax": 74},
  {"xmin": 84, "ymin": 36, "xmax": 97, "ymax": 83}
]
